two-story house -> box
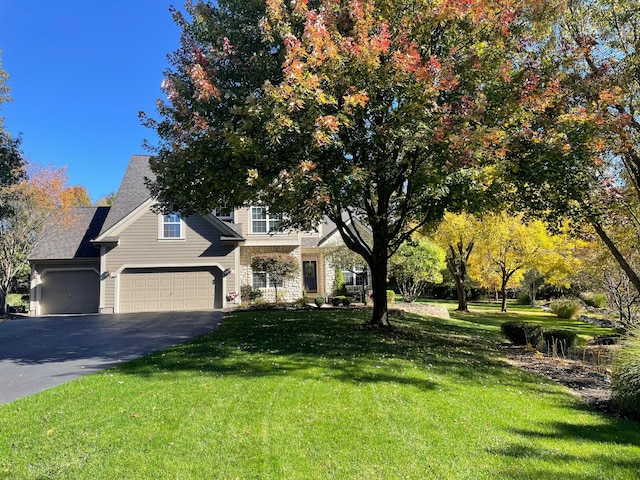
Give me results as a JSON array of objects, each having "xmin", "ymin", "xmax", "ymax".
[{"xmin": 28, "ymin": 155, "xmax": 368, "ymax": 315}]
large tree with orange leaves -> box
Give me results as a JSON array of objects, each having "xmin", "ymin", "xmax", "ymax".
[
  {"xmin": 0, "ymin": 165, "xmax": 84, "ymax": 313},
  {"xmin": 145, "ymin": 0, "xmax": 563, "ymax": 326}
]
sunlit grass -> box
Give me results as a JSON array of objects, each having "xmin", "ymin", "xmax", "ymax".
[{"xmin": 1, "ymin": 307, "xmax": 638, "ymax": 479}]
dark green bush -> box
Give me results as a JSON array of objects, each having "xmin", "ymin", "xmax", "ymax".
[
  {"xmin": 241, "ymin": 284, "xmax": 263, "ymax": 303},
  {"xmin": 314, "ymin": 296, "xmax": 325, "ymax": 308},
  {"xmin": 516, "ymin": 291, "xmax": 531, "ymax": 305},
  {"xmin": 342, "ymin": 297, "xmax": 351, "ymax": 306},
  {"xmin": 550, "ymin": 299, "xmax": 581, "ymax": 319},
  {"xmin": 501, "ymin": 321, "xmax": 544, "ymax": 346},
  {"xmin": 612, "ymin": 327, "xmax": 640, "ymax": 419},
  {"xmin": 332, "ymin": 296, "xmax": 346, "ymax": 307},
  {"xmin": 543, "ymin": 329, "xmax": 578, "ymax": 349}
]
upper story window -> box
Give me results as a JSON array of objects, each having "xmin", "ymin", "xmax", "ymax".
[
  {"xmin": 250, "ymin": 206, "xmax": 283, "ymax": 234},
  {"xmin": 160, "ymin": 213, "xmax": 184, "ymax": 239},
  {"xmin": 213, "ymin": 205, "xmax": 234, "ymax": 221}
]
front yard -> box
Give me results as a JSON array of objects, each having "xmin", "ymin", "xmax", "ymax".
[{"xmin": 1, "ymin": 304, "xmax": 639, "ymax": 479}]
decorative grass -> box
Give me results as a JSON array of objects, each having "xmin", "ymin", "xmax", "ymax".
[{"xmin": 1, "ymin": 306, "xmax": 639, "ymax": 479}]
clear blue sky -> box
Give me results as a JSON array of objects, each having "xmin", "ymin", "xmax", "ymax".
[{"xmin": 0, "ymin": 0, "xmax": 181, "ymax": 202}]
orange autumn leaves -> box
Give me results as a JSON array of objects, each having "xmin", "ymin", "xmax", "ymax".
[{"xmin": 10, "ymin": 164, "xmax": 91, "ymax": 223}]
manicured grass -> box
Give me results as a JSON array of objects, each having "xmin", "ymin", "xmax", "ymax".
[
  {"xmin": 423, "ymin": 299, "xmax": 615, "ymax": 342},
  {"xmin": 1, "ymin": 307, "xmax": 639, "ymax": 479}
]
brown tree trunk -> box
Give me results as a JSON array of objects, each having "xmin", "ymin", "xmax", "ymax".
[
  {"xmin": 446, "ymin": 241, "xmax": 472, "ymax": 312},
  {"xmin": 370, "ymin": 261, "xmax": 390, "ymax": 327},
  {"xmin": 592, "ymin": 220, "xmax": 640, "ymax": 296}
]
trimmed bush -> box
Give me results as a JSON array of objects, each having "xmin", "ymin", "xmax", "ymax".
[
  {"xmin": 387, "ymin": 290, "xmax": 396, "ymax": 305},
  {"xmin": 342, "ymin": 297, "xmax": 351, "ymax": 306},
  {"xmin": 612, "ymin": 326, "xmax": 640, "ymax": 419},
  {"xmin": 582, "ymin": 293, "xmax": 607, "ymax": 309},
  {"xmin": 543, "ymin": 329, "xmax": 578, "ymax": 349},
  {"xmin": 501, "ymin": 321, "xmax": 544, "ymax": 347},
  {"xmin": 516, "ymin": 291, "xmax": 531, "ymax": 305},
  {"xmin": 550, "ymin": 299, "xmax": 581, "ymax": 319},
  {"xmin": 241, "ymin": 284, "xmax": 263, "ymax": 303},
  {"xmin": 332, "ymin": 296, "xmax": 346, "ymax": 307},
  {"xmin": 314, "ymin": 296, "xmax": 325, "ymax": 308}
]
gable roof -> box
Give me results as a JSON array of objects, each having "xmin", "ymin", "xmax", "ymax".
[
  {"xmin": 92, "ymin": 154, "xmax": 244, "ymax": 243},
  {"xmin": 30, "ymin": 207, "xmax": 110, "ymax": 260},
  {"xmin": 98, "ymin": 154, "xmax": 154, "ymax": 236}
]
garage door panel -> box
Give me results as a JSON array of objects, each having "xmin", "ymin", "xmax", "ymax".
[
  {"xmin": 40, "ymin": 270, "xmax": 99, "ymax": 315},
  {"xmin": 119, "ymin": 269, "xmax": 215, "ymax": 313}
]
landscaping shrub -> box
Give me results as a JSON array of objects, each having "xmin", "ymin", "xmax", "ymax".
[
  {"xmin": 550, "ymin": 299, "xmax": 581, "ymax": 319},
  {"xmin": 241, "ymin": 284, "xmax": 262, "ymax": 303},
  {"xmin": 387, "ymin": 290, "xmax": 396, "ymax": 305},
  {"xmin": 612, "ymin": 326, "xmax": 640, "ymax": 419},
  {"xmin": 314, "ymin": 296, "xmax": 325, "ymax": 308},
  {"xmin": 516, "ymin": 291, "xmax": 531, "ymax": 305},
  {"xmin": 332, "ymin": 296, "xmax": 346, "ymax": 307},
  {"xmin": 543, "ymin": 329, "xmax": 578, "ymax": 349},
  {"xmin": 501, "ymin": 321, "xmax": 544, "ymax": 347},
  {"xmin": 581, "ymin": 293, "xmax": 607, "ymax": 309},
  {"xmin": 342, "ymin": 296, "xmax": 351, "ymax": 306}
]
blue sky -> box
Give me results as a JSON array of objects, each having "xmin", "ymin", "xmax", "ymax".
[{"xmin": 0, "ymin": 0, "xmax": 181, "ymax": 202}]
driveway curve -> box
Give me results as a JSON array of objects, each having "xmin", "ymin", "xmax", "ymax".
[{"xmin": 0, "ymin": 311, "xmax": 223, "ymax": 404}]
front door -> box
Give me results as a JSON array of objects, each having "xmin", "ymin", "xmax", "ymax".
[{"xmin": 303, "ymin": 261, "xmax": 318, "ymax": 292}]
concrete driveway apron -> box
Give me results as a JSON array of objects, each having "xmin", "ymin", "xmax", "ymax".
[{"xmin": 0, "ymin": 311, "xmax": 223, "ymax": 404}]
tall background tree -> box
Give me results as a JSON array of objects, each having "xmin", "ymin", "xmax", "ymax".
[
  {"xmin": 144, "ymin": 0, "xmax": 561, "ymax": 326},
  {"xmin": 503, "ymin": 0, "xmax": 640, "ymax": 299}
]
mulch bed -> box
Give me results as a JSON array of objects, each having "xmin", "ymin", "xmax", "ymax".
[{"xmin": 503, "ymin": 344, "xmax": 623, "ymax": 416}]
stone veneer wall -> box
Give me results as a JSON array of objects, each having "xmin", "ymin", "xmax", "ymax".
[{"xmin": 239, "ymin": 246, "xmax": 303, "ymax": 303}]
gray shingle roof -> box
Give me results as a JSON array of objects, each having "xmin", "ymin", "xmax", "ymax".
[
  {"xmin": 98, "ymin": 154, "xmax": 153, "ymax": 236},
  {"xmin": 30, "ymin": 207, "xmax": 110, "ymax": 260}
]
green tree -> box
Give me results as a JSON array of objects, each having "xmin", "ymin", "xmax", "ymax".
[
  {"xmin": 145, "ymin": 0, "xmax": 559, "ymax": 326},
  {"xmin": 390, "ymin": 236, "xmax": 445, "ymax": 303},
  {"xmin": 504, "ymin": 0, "xmax": 640, "ymax": 297},
  {"xmin": 250, "ymin": 253, "xmax": 299, "ymax": 302},
  {"xmin": 0, "ymin": 50, "xmax": 25, "ymax": 218}
]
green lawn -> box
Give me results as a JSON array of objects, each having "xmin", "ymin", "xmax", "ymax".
[{"xmin": 1, "ymin": 306, "xmax": 639, "ymax": 479}]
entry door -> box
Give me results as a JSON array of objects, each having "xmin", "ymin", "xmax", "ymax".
[{"xmin": 303, "ymin": 261, "xmax": 318, "ymax": 292}]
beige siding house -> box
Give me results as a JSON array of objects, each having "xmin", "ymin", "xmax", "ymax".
[{"xmin": 28, "ymin": 155, "xmax": 368, "ymax": 315}]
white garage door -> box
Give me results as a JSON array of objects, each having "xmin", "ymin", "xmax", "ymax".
[
  {"xmin": 119, "ymin": 268, "xmax": 215, "ymax": 313},
  {"xmin": 40, "ymin": 270, "xmax": 100, "ymax": 315}
]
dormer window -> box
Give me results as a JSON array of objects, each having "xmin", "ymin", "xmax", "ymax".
[{"xmin": 159, "ymin": 213, "xmax": 184, "ymax": 239}]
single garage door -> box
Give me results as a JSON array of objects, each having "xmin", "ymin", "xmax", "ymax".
[
  {"xmin": 40, "ymin": 270, "xmax": 100, "ymax": 315},
  {"xmin": 119, "ymin": 268, "xmax": 215, "ymax": 313}
]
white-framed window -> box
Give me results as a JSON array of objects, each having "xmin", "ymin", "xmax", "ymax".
[
  {"xmin": 159, "ymin": 213, "xmax": 184, "ymax": 239},
  {"xmin": 343, "ymin": 266, "xmax": 366, "ymax": 286},
  {"xmin": 252, "ymin": 272, "xmax": 283, "ymax": 289},
  {"xmin": 213, "ymin": 205, "xmax": 234, "ymax": 221},
  {"xmin": 250, "ymin": 206, "xmax": 283, "ymax": 234}
]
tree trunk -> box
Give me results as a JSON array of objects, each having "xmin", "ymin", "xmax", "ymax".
[
  {"xmin": 370, "ymin": 261, "xmax": 390, "ymax": 327},
  {"xmin": 0, "ymin": 289, "xmax": 7, "ymax": 315},
  {"xmin": 593, "ymin": 220, "xmax": 640, "ymax": 296},
  {"xmin": 500, "ymin": 282, "xmax": 508, "ymax": 313},
  {"xmin": 454, "ymin": 275, "xmax": 468, "ymax": 312},
  {"xmin": 446, "ymin": 241, "xmax": 471, "ymax": 312}
]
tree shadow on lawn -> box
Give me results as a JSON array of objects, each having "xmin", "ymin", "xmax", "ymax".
[
  {"xmin": 115, "ymin": 309, "xmax": 544, "ymax": 393},
  {"xmin": 483, "ymin": 413, "xmax": 640, "ymax": 478}
]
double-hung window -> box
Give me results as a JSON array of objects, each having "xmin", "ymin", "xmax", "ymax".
[
  {"xmin": 160, "ymin": 213, "xmax": 183, "ymax": 239},
  {"xmin": 250, "ymin": 206, "xmax": 282, "ymax": 234},
  {"xmin": 343, "ymin": 266, "xmax": 366, "ymax": 286},
  {"xmin": 252, "ymin": 272, "xmax": 283, "ymax": 289}
]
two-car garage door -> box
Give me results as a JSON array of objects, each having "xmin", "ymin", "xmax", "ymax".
[{"xmin": 119, "ymin": 268, "xmax": 215, "ymax": 313}]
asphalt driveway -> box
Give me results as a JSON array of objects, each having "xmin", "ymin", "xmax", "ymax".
[{"xmin": 0, "ymin": 311, "xmax": 223, "ymax": 404}]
